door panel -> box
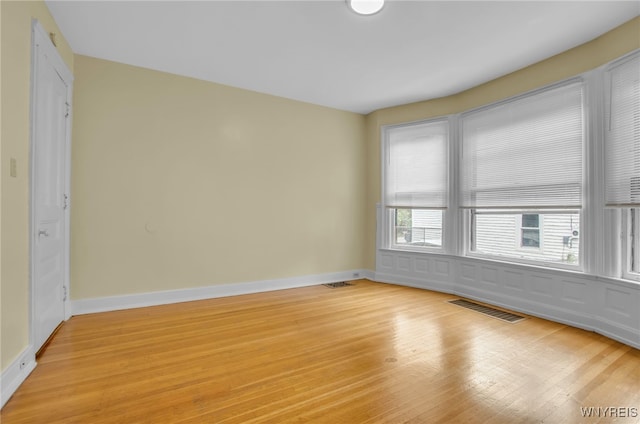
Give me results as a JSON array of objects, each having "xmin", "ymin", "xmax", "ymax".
[{"xmin": 32, "ymin": 32, "xmax": 69, "ymax": 352}]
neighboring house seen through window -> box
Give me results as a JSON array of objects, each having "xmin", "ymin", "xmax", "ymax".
[
  {"xmin": 394, "ymin": 209, "xmax": 443, "ymax": 248},
  {"xmin": 471, "ymin": 211, "xmax": 579, "ymax": 264}
]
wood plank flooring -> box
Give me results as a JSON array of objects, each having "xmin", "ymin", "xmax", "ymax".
[{"xmin": 2, "ymin": 280, "xmax": 639, "ymax": 423}]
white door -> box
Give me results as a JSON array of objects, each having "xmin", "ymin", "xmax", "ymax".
[{"xmin": 31, "ymin": 21, "xmax": 73, "ymax": 352}]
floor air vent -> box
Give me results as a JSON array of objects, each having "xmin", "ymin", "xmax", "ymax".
[
  {"xmin": 448, "ymin": 299, "xmax": 525, "ymax": 323},
  {"xmin": 323, "ymin": 281, "xmax": 353, "ymax": 288}
]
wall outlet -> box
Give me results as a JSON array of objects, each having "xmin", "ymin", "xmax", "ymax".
[
  {"xmin": 19, "ymin": 358, "xmax": 27, "ymax": 370},
  {"xmin": 352, "ymin": 272, "xmax": 360, "ymax": 279}
]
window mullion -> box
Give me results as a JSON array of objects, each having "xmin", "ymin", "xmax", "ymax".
[
  {"xmin": 582, "ymin": 69, "xmax": 602, "ymax": 275},
  {"xmin": 445, "ymin": 114, "xmax": 460, "ymax": 256}
]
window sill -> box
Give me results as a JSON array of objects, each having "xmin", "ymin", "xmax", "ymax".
[
  {"xmin": 378, "ymin": 247, "xmax": 640, "ymax": 289},
  {"xmin": 620, "ymin": 274, "xmax": 640, "ymax": 284},
  {"xmin": 597, "ymin": 274, "xmax": 640, "ymax": 289},
  {"xmin": 381, "ymin": 246, "xmax": 447, "ymax": 255},
  {"xmin": 464, "ymin": 252, "xmax": 582, "ymax": 273}
]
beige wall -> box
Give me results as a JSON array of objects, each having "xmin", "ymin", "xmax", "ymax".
[
  {"xmin": 1, "ymin": 0, "xmax": 73, "ymax": 370},
  {"xmin": 363, "ymin": 16, "xmax": 640, "ymax": 269},
  {"xmin": 71, "ymin": 55, "xmax": 367, "ymax": 300}
]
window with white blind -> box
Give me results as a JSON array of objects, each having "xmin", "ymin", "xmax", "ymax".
[
  {"xmin": 460, "ymin": 80, "xmax": 584, "ymax": 210},
  {"xmin": 605, "ymin": 52, "xmax": 640, "ymax": 280},
  {"xmin": 605, "ymin": 53, "xmax": 639, "ymax": 208},
  {"xmin": 461, "ymin": 80, "xmax": 584, "ymax": 266},
  {"xmin": 383, "ymin": 119, "xmax": 448, "ymax": 250}
]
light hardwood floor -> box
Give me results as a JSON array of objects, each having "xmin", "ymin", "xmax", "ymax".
[{"xmin": 2, "ymin": 280, "xmax": 639, "ymax": 423}]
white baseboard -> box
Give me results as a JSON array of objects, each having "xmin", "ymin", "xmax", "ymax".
[
  {"xmin": 374, "ymin": 271, "xmax": 454, "ymax": 294},
  {"xmin": 1, "ymin": 345, "xmax": 36, "ymax": 409},
  {"xmin": 71, "ymin": 269, "xmax": 372, "ymax": 316},
  {"xmin": 360, "ymin": 269, "xmax": 376, "ymax": 281},
  {"xmin": 594, "ymin": 318, "xmax": 640, "ymax": 350}
]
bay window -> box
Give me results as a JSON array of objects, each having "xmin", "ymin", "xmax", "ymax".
[{"xmin": 380, "ymin": 50, "xmax": 640, "ymax": 280}]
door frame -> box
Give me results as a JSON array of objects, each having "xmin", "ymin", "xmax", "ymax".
[{"xmin": 29, "ymin": 19, "xmax": 74, "ymax": 351}]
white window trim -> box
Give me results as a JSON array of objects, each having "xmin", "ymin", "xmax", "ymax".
[
  {"xmin": 386, "ymin": 209, "xmax": 446, "ymax": 253},
  {"xmin": 381, "ymin": 117, "xmax": 452, "ymax": 254},
  {"xmin": 602, "ymin": 50, "xmax": 640, "ymax": 282},
  {"xmin": 459, "ymin": 76, "xmax": 587, "ymax": 271},
  {"xmin": 622, "ymin": 209, "xmax": 640, "ymax": 282},
  {"xmin": 582, "ymin": 67, "xmax": 603, "ymax": 276}
]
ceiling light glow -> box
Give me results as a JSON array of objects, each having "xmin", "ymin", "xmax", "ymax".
[{"xmin": 348, "ymin": 0, "xmax": 385, "ymax": 15}]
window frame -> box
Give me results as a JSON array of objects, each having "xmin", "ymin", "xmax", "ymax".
[
  {"xmin": 388, "ymin": 208, "xmax": 445, "ymax": 251},
  {"xmin": 381, "ymin": 117, "xmax": 451, "ymax": 254},
  {"xmin": 622, "ymin": 208, "xmax": 640, "ymax": 282},
  {"xmin": 603, "ymin": 50, "xmax": 640, "ymax": 282},
  {"xmin": 459, "ymin": 78, "xmax": 586, "ymax": 270}
]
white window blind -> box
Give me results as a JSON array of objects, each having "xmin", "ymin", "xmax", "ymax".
[
  {"xmin": 384, "ymin": 120, "xmax": 448, "ymax": 209},
  {"xmin": 460, "ymin": 80, "xmax": 584, "ymax": 209},
  {"xmin": 605, "ymin": 53, "xmax": 640, "ymax": 207}
]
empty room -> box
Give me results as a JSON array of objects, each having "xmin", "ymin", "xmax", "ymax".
[{"xmin": 1, "ymin": 0, "xmax": 639, "ymax": 422}]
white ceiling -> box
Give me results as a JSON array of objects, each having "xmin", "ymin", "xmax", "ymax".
[{"xmin": 46, "ymin": 1, "xmax": 639, "ymax": 114}]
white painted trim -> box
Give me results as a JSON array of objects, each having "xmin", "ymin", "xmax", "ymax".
[
  {"xmin": 360, "ymin": 269, "xmax": 377, "ymax": 281},
  {"xmin": 380, "ymin": 118, "xmax": 451, "ymax": 255},
  {"xmin": 375, "ymin": 272, "xmax": 454, "ymax": 296},
  {"xmin": 0, "ymin": 346, "xmax": 36, "ymax": 409},
  {"xmin": 63, "ymin": 83, "xmax": 74, "ymax": 322},
  {"xmin": 71, "ymin": 270, "xmax": 370, "ymax": 316},
  {"xmin": 596, "ymin": 318, "xmax": 640, "ymax": 350},
  {"xmin": 447, "ymin": 114, "xmax": 462, "ymax": 256},
  {"xmin": 31, "ymin": 21, "xmax": 73, "ymax": 83}
]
